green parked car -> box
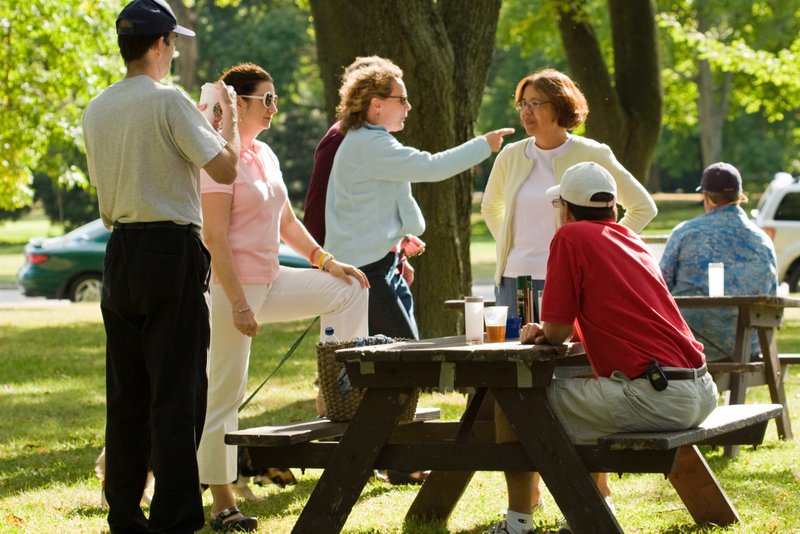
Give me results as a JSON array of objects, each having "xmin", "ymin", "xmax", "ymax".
[{"xmin": 17, "ymin": 218, "xmax": 310, "ymax": 302}]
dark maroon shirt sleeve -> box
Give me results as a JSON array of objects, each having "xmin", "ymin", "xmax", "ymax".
[{"xmin": 303, "ymin": 121, "xmax": 344, "ymax": 245}]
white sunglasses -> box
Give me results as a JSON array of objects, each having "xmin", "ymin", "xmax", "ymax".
[{"xmin": 241, "ymin": 91, "xmax": 278, "ymax": 108}]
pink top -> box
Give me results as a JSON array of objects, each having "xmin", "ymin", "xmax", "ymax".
[{"xmin": 201, "ymin": 140, "xmax": 287, "ymax": 284}]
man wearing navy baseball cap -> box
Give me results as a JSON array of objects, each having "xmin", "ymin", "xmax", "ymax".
[
  {"xmin": 661, "ymin": 162, "xmax": 777, "ymax": 363},
  {"xmin": 82, "ymin": 0, "xmax": 241, "ymax": 531}
]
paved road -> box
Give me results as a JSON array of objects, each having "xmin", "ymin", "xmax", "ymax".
[{"xmin": 0, "ymin": 288, "xmax": 71, "ymax": 307}]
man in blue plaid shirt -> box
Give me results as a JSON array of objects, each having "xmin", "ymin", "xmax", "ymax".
[{"xmin": 660, "ymin": 162, "xmax": 778, "ymax": 361}]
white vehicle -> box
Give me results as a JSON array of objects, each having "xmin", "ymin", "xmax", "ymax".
[{"xmin": 752, "ymin": 172, "xmax": 800, "ymax": 291}]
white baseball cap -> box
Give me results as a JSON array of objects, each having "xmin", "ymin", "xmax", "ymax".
[{"xmin": 545, "ymin": 162, "xmax": 616, "ymax": 208}]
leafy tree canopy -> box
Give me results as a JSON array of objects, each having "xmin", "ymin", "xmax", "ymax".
[
  {"xmin": 0, "ymin": 0, "xmax": 124, "ymax": 211},
  {"xmin": 659, "ymin": 0, "xmax": 800, "ymax": 122}
]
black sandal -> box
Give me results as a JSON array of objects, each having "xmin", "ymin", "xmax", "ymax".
[{"xmin": 209, "ymin": 507, "xmax": 257, "ymax": 532}]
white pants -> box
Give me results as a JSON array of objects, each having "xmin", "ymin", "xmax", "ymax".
[{"xmin": 197, "ymin": 266, "xmax": 369, "ymax": 484}]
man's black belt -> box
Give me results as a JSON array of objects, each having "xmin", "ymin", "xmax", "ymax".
[
  {"xmin": 634, "ymin": 365, "xmax": 707, "ymax": 381},
  {"xmin": 113, "ymin": 221, "xmax": 201, "ymax": 235}
]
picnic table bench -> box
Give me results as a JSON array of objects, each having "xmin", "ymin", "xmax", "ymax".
[
  {"xmin": 673, "ymin": 295, "xmax": 798, "ymax": 456},
  {"xmin": 227, "ymin": 336, "xmax": 784, "ymax": 533}
]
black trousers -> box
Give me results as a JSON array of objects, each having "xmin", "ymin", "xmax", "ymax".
[{"xmin": 102, "ymin": 225, "xmax": 211, "ymax": 534}]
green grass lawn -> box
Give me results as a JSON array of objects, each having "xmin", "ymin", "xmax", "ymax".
[{"xmin": 2, "ymin": 304, "xmax": 800, "ymax": 533}]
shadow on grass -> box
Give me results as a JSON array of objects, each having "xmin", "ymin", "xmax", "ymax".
[
  {"xmin": 1, "ymin": 322, "xmax": 106, "ymax": 384},
  {"xmin": 0, "ymin": 442, "xmax": 104, "ymax": 497}
]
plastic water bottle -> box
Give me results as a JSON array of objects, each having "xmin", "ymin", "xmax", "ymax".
[{"xmin": 323, "ymin": 327, "xmax": 339, "ymax": 345}]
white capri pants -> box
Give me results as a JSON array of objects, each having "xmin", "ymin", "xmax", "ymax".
[{"xmin": 197, "ymin": 266, "xmax": 368, "ymax": 484}]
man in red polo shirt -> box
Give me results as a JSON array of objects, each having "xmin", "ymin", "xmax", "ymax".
[{"xmin": 488, "ymin": 162, "xmax": 718, "ymax": 534}]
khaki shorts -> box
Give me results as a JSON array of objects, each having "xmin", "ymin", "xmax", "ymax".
[
  {"xmin": 548, "ymin": 371, "xmax": 719, "ymax": 444},
  {"xmin": 496, "ymin": 371, "xmax": 719, "ymax": 445}
]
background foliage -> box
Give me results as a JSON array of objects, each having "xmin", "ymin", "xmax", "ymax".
[
  {"xmin": 1, "ymin": 0, "xmax": 800, "ymax": 225},
  {"xmin": 0, "ymin": 0, "xmax": 124, "ymax": 212}
]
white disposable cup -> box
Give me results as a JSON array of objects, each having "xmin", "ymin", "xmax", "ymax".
[
  {"xmin": 708, "ymin": 263, "xmax": 724, "ymax": 297},
  {"xmin": 198, "ymin": 82, "xmax": 221, "ymax": 123},
  {"xmin": 464, "ymin": 296, "xmax": 484, "ymax": 345},
  {"xmin": 484, "ymin": 306, "xmax": 509, "ymax": 327}
]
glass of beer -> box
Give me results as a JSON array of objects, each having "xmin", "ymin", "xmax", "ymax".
[{"xmin": 484, "ymin": 306, "xmax": 508, "ymax": 343}]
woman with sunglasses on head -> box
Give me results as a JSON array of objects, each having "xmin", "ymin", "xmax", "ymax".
[
  {"xmin": 196, "ymin": 63, "xmax": 369, "ymax": 532},
  {"xmin": 325, "ymin": 57, "xmax": 514, "ymax": 340},
  {"xmin": 480, "ymin": 68, "xmax": 656, "ymax": 534}
]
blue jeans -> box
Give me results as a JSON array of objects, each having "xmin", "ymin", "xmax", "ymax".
[
  {"xmin": 360, "ymin": 252, "xmax": 419, "ymax": 340},
  {"xmin": 495, "ymin": 276, "xmax": 545, "ymax": 322}
]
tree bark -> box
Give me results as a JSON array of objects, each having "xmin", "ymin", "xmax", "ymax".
[
  {"xmin": 308, "ymin": 0, "xmax": 362, "ymax": 123},
  {"xmin": 309, "ymin": 0, "xmax": 501, "ymax": 338},
  {"xmin": 557, "ymin": 0, "xmax": 663, "ymax": 187},
  {"xmin": 696, "ymin": 7, "xmax": 730, "ymax": 168}
]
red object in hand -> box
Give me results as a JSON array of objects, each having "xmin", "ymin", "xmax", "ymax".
[{"xmin": 401, "ymin": 235, "xmax": 425, "ymax": 257}]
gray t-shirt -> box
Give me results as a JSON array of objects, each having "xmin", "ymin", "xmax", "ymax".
[{"xmin": 82, "ymin": 76, "xmax": 227, "ymax": 228}]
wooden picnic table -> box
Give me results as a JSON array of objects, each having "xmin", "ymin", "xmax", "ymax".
[
  {"xmin": 673, "ymin": 295, "xmax": 798, "ymax": 446},
  {"xmin": 267, "ymin": 335, "xmax": 768, "ymax": 533}
]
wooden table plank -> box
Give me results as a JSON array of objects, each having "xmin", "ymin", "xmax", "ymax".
[
  {"xmin": 597, "ymin": 404, "xmax": 783, "ymax": 450},
  {"xmin": 672, "ymin": 295, "xmax": 800, "ymax": 308},
  {"xmin": 336, "ymin": 335, "xmax": 581, "ymax": 363}
]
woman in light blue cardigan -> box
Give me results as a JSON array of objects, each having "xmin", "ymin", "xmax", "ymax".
[{"xmin": 324, "ymin": 57, "xmax": 513, "ymax": 339}]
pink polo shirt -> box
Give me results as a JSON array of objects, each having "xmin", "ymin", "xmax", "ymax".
[{"xmin": 201, "ymin": 140, "xmax": 287, "ymax": 284}]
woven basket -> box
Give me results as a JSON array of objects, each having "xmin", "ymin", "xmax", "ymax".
[{"xmin": 316, "ymin": 338, "xmax": 420, "ymax": 423}]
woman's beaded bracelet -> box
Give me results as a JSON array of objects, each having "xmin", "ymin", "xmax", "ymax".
[{"xmin": 233, "ymin": 305, "xmax": 251, "ymax": 313}]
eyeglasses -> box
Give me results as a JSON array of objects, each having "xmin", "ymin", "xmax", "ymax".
[
  {"xmin": 386, "ymin": 95, "xmax": 409, "ymax": 105},
  {"xmin": 241, "ymin": 91, "xmax": 278, "ymax": 108},
  {"xmin": 551, "ymin": 198, "xmax": 564, "ymax": 208},
  {"xmin": 515, "ymin": 100, "xmax": 551, "ymax": 112}
]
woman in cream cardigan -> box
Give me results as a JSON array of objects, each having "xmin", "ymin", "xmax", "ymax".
[
  {"xmin": 480, "ymin": 68, "xmax": 657, "ymax": 525},
  {"xmin": 482, "ymin": 69, "xmax": 656, "ymax": 320}
]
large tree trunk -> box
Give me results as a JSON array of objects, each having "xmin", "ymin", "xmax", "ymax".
[
  {"xmin": 309, "ymin": 0, "xmax": 501, "ymax": 338},
  {"xmin": 557, "ymin": 0, "xmax": 663, "ymax": 187}
]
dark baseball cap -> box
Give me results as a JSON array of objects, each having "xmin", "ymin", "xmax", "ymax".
[
  {"xmin": 117, "ymin": 0, "xmax": 196, "ymax": 37},
  {"xmin": 696, "ymin": 162, "xmax": 742, "ymax": 193}
]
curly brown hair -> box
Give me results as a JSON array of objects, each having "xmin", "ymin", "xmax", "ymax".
[
  {"xmin": 515, "ymin": 69, "xmax": 588, "ymax": 131},
  {"xmin": 336, "ymin": 58, "xmax": 403, "ymax": 134}
]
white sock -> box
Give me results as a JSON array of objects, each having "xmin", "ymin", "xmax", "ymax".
[{"xmin": 505, "ymin": 510, "xmax": 533, "ymax": 534}]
